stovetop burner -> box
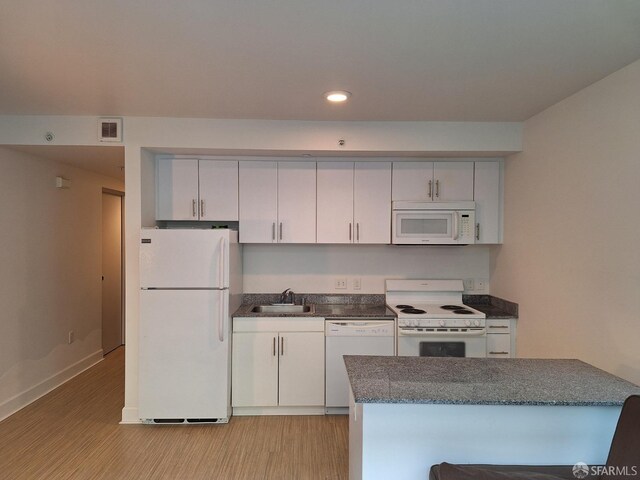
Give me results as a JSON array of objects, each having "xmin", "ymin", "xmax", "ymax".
[
  {"xmin": 441, "ymin": 305, "xmax": 463, "ymax": 310},
  {"xmin": 396, "ymin": 304, "xmax": 414, "ymax": 309},
  {"xmin": 401, "ymin": 308, "xmax": 427, "ymax": 314},
  {"xmin": 452, "ymin": 309, "xmax": 473, "ymax": 314}
]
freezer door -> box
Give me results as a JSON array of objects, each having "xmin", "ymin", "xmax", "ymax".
[
  {"xmin": 139, "ymin": 289, "xmax": 231, "ymax": 420},
  {"xmin": 140, "ymin": 229, "xmax": 231, "ymax": 288}
]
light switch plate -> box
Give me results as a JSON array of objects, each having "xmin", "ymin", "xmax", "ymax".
[
  {"xmin": 463, "ymin": 278, "xmax": 475, "ymax": 291},
  {"xmin": 352, "ymin": 278, "xmax": 362, "ymax": 290}
]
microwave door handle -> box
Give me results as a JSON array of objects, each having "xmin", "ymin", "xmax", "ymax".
[{"xmin": 453, "ymin": 212, "xmax": 459, "ymax": 240}]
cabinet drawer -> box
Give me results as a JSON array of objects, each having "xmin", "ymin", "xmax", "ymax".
[
  {"xmin": 233, "ymin": 317, "xmax": 325, "ymax": 332},
  {"xmin": 487, "ymin": 334, "xmax": 511, "ymax": 357},
  {"xmin": 486, "ymin": 319, "xmax": 511, "ymax": 333}
]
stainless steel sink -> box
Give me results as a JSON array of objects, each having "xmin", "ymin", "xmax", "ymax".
[{"xmin": 251, "ymin": 304, "xmax": 315, "ymax": 314}]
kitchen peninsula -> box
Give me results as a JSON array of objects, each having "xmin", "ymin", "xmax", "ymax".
[{"xmin": 346, "ymin": 356, "xmax": 640, "ymax": 480}]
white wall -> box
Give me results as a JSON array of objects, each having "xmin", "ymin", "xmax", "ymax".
[
  {"xmin": 244, "ymin": 245, "xmax": 490, "ymax": 294},
  {"xmin": 491, "ymin": 59, "xmax": 640, "ymax": 385},
  {"xmin": 0, "ymin": 147, "xmax": 124, "ymax": 420}
]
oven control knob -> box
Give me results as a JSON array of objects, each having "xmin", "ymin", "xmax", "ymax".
[
  {"xmin": 473, "ymin": 320, "xmax": 480, "ymax": 327},
  {"xmin": 439, "ymin": 320, "xmax": 446, "ymax": 327},
  {"xmin": 465, "ymin": 319, "xmax": 471, "ymax": 327}
]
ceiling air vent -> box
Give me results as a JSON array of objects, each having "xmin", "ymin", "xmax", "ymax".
[{"xmin": 98, "ymin": 117, "xmax": 122, "ymax": 142}]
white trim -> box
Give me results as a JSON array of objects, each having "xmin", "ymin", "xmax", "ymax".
[
  {"xmin": 0, "ymin": 349, "xmax": 104, "ymax": 422},
  {"xmin": 120, "ymin": 407, "xmax": 142, "ymax": 424}
]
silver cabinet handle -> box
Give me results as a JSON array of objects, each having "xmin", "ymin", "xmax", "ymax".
[
  {"xmin": 200, "ymin": 199, "xmax": 205, "ymax": 218},
  {"xmin": 279, "ymin": 222, "xmax": 283, "ymax": 241},
  {"xmin": 192, "ymin": 199, "xmax": 197, "ymax": 218},
  {"xmin": 476, "ymin": 223, "xmax": 480, "ymax": 241},
  {"xmin": 489, "ymin": 325, "xmax": 509, "ymax": 329},
  {"xmin": 272, "ymin": 222, "xmax": 276, "ymax": 241},
  {"xmin": 280, "ymin": 336, "xmax": 284, "ymax": 356},
  {"xmin": 349, "ymin": 223, "xmax": 352, "ymax": 241},
  {"xmin": 489, "ymin": 351, "xmax": 509, "ymax": 355},
  {"xmin": 273, "ymin": 337, "xmax": 277, "ymax": 356},
  {"xmin": 435, "ymin": 179, "xmax": 440, "ymax": 198},
  {"xmin": 428, "ymin": 180, "xmax": 432, "ymax": 199},
  {"xmin": 356, "ymin": 223, "xmax": 360, "ymax": 242}
]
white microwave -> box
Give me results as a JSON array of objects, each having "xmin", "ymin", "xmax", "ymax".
[{"xmin": 392, "ymin": 201, "xmax": 476, "ymax": 245}]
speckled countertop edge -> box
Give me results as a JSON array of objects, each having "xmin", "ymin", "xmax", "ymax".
[{"xmin": 344, "ymin": 356, "xmax": 640, "ymax": 406}]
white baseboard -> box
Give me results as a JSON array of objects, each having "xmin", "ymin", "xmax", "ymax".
[
  {"xmin": 0, "ymin": 349, "xmax": 104, "ymax": 422},
  {"xmin": 233, "ymin": 406, "xmax": 325, "ymax": 416},
  {"xmin": 120, "ymin": 406, "xmax": 142, "ymax": 424}
]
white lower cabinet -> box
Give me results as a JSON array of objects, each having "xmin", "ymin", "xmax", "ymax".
[
  {"xmin": 232, "ymin": 317, "xmax": 325, "ymax": 415},
  {"xmin": 486, "ymin": 318, "xmax": 517, "ymax": 358}
]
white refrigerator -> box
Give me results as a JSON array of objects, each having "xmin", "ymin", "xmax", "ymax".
[{"xmin": 139, "ymin": 228, "xmax": 242, "ymax": 422}]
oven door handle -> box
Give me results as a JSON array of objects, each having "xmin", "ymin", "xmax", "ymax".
[{"xmin": 398, "ymin": 328, "xmax": 486, "ymax": 336}]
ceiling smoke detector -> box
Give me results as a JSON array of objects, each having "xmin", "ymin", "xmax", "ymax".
[{"xmin": 324, "ymin": 91, "xmax": 351, "ymax": 103}]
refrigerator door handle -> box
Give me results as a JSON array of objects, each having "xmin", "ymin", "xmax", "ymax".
[
  {"xmin": 218, "ymin": 237, "xmax": 226, "ymax": 287},
  {"xmin": 218, "ymin": 289, "xmax": 226, "ymax": 342}
]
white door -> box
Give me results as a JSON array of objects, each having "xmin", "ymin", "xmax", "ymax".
[
  {"xmin": 432, "ymin": 162, "xmax": 474, "ymax": 201},
  {"xmin": 102, "ymin": 191, "xmax": 123, "ymax": 354},
  {"xmin": 231, "ymin": 332, "xmax": 279, "ymax": 407},
  {"xmin": 354, "ymin": 162, "xmax": 391, "ymax": 244},
  {"xmin": 139, "ymin": 229, "xmax": 229, "ymax": 288},
  {"xmin": 139, "ymin": 289, "xmax": 230, "ymax": 419},
  {"xmin": 474, "ymin": 161, "xmax": 501, "ymax": 244},
  {"xmin": 239, "ymin": 161, "xmax": 278, "ymax": 243},
  {"xmin": 278, "ymin": 332, "xmax": 325, "ymax": 406},
  {"xmin": 198, "ymin": 160, "xmax": 239, "ymax": 221},
  {"xmin": 156, "ymin": 158, "xmax": 199, "ymax": 220},
  {"xmin": 277, "ymin": 162, "xmax": 316, "ymax": 243},
  {"xmin": 317, "ymin": 162, "xmax": 354, "ymax": 243},
  {"xmin": 391, "ymin": 161, "xmax": 434, "ymax": 201},
  {"xmin": 487, "ymin": 334, "xmax": 511, "ymax": 358}
]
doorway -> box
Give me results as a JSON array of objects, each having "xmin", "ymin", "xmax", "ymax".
[{"xmin": 102, "ymin": 189, "xmax": 125, "ymax": 355}]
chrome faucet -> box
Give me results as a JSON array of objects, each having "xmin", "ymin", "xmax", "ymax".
[{"xmin": 280, "ymin": 288, "xmax": 295, "ymax": 304}]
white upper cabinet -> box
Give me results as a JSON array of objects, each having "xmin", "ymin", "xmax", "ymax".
[
  {"xmin": 156, "ymin": 157, "xmax": 238, "ymax": 221},
  {"xmin": 317, "ymin": 161, "xmax": 391, "ymax": 244},
  {"xmin": 198, "ymin": 160, "xmax": 239, "ymax": 221},
  {"xmin": 239, "ymin": 161, "xmax": 316, "ymax": 243},
  {"xmin": 474, "ymin": 160, "xmax": 502, "ymax": 244},
  {"xmin": 392, "ymin": 161, "xmax": 474, "ymax": 202}
]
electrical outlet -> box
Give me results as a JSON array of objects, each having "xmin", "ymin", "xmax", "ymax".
[
  {"xmin": 476, "ymin": 279, "xmax": 488, "ymax": 292},
  {"xmin": 334, "ymin": 278, "xmax": 347, "ymax": 290},
  {"xmin": 352, "ymin": 278, "xmax": 362, "ymax": 290},
  {"xmin": 463, "ymin": 278, "xmax": 475, "ymax": 291},
  {"xmin": 68, "ymin": 331, "xmax": 74, "ymax": 344}
]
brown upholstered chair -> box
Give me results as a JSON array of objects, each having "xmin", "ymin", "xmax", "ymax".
[{"xmin": 430, "ymin": 395, "xmax": 640, "ymax": 480}]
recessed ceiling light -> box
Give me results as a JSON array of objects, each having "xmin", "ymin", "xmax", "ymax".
[{"xmin": 324, "ymin": 90, "xmax": 351, "ymax": 103}]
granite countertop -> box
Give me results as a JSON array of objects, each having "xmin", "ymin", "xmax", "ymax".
[
  {"xmin": 344, "ymin": 356, "xmax": 640, "ymax": 406},
  {"xmin": 464, "ymin": 294, "xmax": 518, "ymax": 319},
  {"xmin": 233, "ymin": 293, "xmax": 396, "ymax": 319}
]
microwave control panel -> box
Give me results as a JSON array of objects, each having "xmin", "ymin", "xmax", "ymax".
[{"xmin": 460, "ymin": 214, "xmax": 472, "ymax": 239}]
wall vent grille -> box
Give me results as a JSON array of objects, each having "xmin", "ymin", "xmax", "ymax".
[{"xmin": 98, "ymin": 118, "xmax": 122, "ymax": 142}]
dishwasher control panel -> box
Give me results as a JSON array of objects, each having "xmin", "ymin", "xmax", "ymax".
[{"xmin": 325, "ymin": 320, "xmax": 395, "ymax": 336}]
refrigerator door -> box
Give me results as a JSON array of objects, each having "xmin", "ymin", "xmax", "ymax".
[
  {"xmin": 140, "ymin": 229, "xmax": 231, "ymax": 289},
  {"xmin": 139, "ymin": 289, "xmax": 231, "ymax": 420}
]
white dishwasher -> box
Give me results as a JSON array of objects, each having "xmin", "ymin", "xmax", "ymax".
[{"xmin": 325, "ymin": 319, "xmax": 395, "ymax": 414}]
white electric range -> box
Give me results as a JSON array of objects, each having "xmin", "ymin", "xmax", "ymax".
[{"xmin": 386, "ymin": 279, "xmax": 487, "ymax": 357}]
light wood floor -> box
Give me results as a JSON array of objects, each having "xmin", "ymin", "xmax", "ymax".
[{"xmin": 0, "ymin": 348, "xmax": 349, "ymax": 479}]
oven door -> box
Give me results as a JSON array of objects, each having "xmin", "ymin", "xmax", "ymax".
[{"xmin": 397, "ymin": 327, "xmax": 487, "ymax": 357}]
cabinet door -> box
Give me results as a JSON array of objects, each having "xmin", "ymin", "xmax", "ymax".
[
  {"xmin": 198, "ymin": 160, "xmax": 239, "ymax": 221},
  {"xmin": 474, "ymin": 161, "xmax": 501, "ymax": 244},
  {"xmin": 231, "ymin": 332, "xmax": 279, "ymax": 407},
  {"xmin": 317, "ymin": 162, "xmax": 354, "ymax": 243},
  {"xmin": 239, "ymin": 161, "xmax": 278, "ymax": 243},
  {"xmin": 278, "ymin": 332, "xmax": 325, "ymax": 406},
  {"xmin": 391, "ymin": 162, "xmax": 434, "ymax": 201},
  {"xmin": 157, "ymin": 158, "xmax": 199, "ymax": 220},
  {"xmin": 432, "ymin": 162, "xmax": 474, "ymax": 201},
  {"xmin": 354, "ymin": 162, "xmax": 391, "ymax": 244},
  {"xmin": 277, "ymin": 162, "xmax": 316, "ymax": 243},
  {"xmin": 486, "ymin": 334, "xmax": 511, "ymax": 358}
]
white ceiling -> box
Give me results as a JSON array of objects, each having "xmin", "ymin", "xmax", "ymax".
[{"xmin": 1, "ymin": 0, "xmax": 640, "ymax": 122}]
